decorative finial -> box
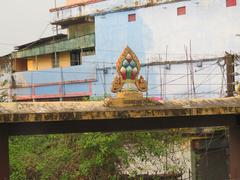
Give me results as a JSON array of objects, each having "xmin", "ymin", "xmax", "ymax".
[{"xmin": 111, "ymin": 46, "xmax": 148, "ymax": 93}]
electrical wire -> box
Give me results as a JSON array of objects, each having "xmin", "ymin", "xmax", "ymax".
[
  {"xmin": 0, "ymin": 55, "xmax": 228, "ymax": 100},
  {"xmin": 0, "ymin": 43, "xmax": 18, "ymax": 46},
  {"xmin": 14, "ymin": 23, "xmax": 51, "ymax": 51}
]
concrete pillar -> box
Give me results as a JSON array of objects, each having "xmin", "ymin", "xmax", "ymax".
[
  {"xmin": 229, "ymin": 126, "xmax": 240, "ymax": 179},
  {"xmin": 0, "ymin": 125, "xmax": 9, "ymax": 180}
]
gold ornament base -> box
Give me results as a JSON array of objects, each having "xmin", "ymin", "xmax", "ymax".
[{"xmin": 104, "ymin": 90, "xmax": 162, "ymax": 108}]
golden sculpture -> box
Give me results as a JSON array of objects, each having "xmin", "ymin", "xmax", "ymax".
[
  {"xmin": 111, "ymin": 75, "xmax": 124, "ymax": 93},
  {"xmin": 104, "ymin": 46, "xmax": 163, "ymax": 107},
  {"xmin": 135, "ymin": 75, "xmax": 148, "ymax": 92},
  {"xmin": 111, "ymin": 46, "xmax": 148, "ymax": 93}
]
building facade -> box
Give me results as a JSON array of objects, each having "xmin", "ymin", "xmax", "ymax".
[{"xmin": 2, "ymin": 0, "xmax": 240, "ymax": 101}]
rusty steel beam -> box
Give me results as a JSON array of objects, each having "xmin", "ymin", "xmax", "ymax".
[
  {"xmin": 0, "ymin": 125, "xmax": 9, "ymax": 180},
  {"xmin": 49, "ymin": 0, "xmax": 106, "ymax": 12},
  {"xmin": 5, "ymin": 114, "xmax": 239, "ymax": 136}
]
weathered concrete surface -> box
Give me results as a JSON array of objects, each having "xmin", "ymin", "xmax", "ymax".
[
  {"xmin": 0, "ymin": 96, "xmax": 240, "ymax": 123},
  {"xmin": 0, "ymin": 96, "xmax": 239, "ymax": 180}
]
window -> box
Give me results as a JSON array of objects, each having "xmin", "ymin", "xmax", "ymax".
[
  {"xmin": 52, "ymin": 53, "xmax": 59, "ymax": 68},
  {"xmin": 128, "ymin": 13, "xmax": 136, "ymax": 22},
  {"xmin": 82, "ymin": 47, "xmax": 96, "ymax": 56},
  {"xmin": 177, "ymin": 6, "xmax": 186, "ymax": 16},
  {"xmin": 226, "ymin": 0, "xmax": 236, "ymax": 7},
  {"xmin": 70, "ymin": 50, "xmax": 81, "ymax": 66}
]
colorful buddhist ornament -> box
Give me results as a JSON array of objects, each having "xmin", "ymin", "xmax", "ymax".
[
  {"xmin": 105, "ymin": 46, "xmax": 162, "ymax": 107},
  {"xmin": 111, "ymin": 46, "xmax": 148, "ymax": 93}
]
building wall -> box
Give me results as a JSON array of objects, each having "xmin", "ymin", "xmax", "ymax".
[
  {"xmin": 27, "ymin": 58, "xmax": 35, "ymax": 71},
  {"xmin": 95, "ymin": 0, "xmax": 240, "ymax": 62},
  {"xmin": 52, "ymin": 0, "xmax": 176, "ymax": 22},
  {"xmin": 27, "ymin": 54, "xmax": 52, "ymax": 71},
  {"xmin": 27, "ymin": 52, "xmax": 71, "ymax": 71},
  {"xmin": 13, "ymin": 59, "xmax": 27, "ymax": 72},
  {"xmin": 82, "ymin": 0, "xmax": 239, "ymax": 99},
  {"xmin": 59, "ymin": 52, "xmax": 71, "ymax": 67},
  {"xmin": 1, "ymin": 52, "xmax": 96, "ymax": 101},
  {"xmin": 68, "ymin": 23, "xmax": 95, "ymax": 39},
  {"xmin": 36, "ymin": 55, "xmax": 52, "ymax": 70},
  {"xmin": 9, "ymin": 64, "xmax": 96, "ymax": 101},
  {"xmin": 89, "ymin": 59, "xmax": 227, "ymax": 99}
]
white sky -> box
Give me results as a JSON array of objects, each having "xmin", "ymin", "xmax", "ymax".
[{"xmin": 0, "ymin": 0, "xmax": 56, "ymax": 56}]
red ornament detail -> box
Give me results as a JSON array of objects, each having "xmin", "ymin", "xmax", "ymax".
[
  {"xmin": 122, "ymin": 73, "xmax": 127, "ymax": 80},
  {"xmin": 131, "ymin": 72, "xmax": 136, "ymax": 80}
]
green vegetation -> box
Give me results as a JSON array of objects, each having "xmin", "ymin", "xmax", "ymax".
[{"xmin": 10, "ymin": 130, "xmax": 187, "ymax": 180}]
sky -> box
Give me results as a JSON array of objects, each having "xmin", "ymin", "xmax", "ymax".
[{"xmin": 0, "ymin": 0, "xmax": 57, "ymax": 56}]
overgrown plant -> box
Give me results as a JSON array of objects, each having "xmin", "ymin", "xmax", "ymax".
[{"xmin": 10, "ymin": 130, "xmax": 188, "ymax": 180}]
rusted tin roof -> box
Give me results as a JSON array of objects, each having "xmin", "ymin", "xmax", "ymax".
[{"xmin": 14, "ymin": 34, "xmax": 67, "ymax": 51}]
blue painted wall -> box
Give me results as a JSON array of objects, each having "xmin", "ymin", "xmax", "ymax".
[
  {"xmin": 87, "ymin": 0, "xmax": 239, "ymax": 99},
  {"xmin": 94, "ymin": 0, "xmax": 240, "ymax": 60},
  {"xmin": 9, "ymin": 64, "xmax": 96, "ymax": 100}
]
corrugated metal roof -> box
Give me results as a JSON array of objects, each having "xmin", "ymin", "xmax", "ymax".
[
  {"xmin": 12, "ymin": 33, "xmax": 95, "ymax": 58},
  {"xmin": 14, "ymin": 34, "xmax": 67, "ymax": 51}
]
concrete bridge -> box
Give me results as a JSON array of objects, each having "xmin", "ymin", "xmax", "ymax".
[{"xmin": 1, "ymin": 96, "xmax": 240, "ymax": 179}]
